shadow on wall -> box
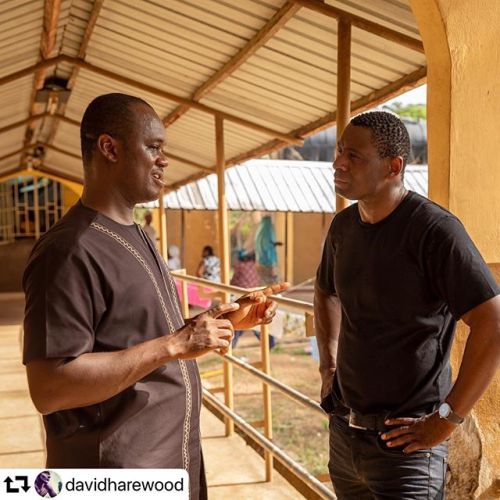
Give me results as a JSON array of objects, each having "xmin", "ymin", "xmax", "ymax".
[{"xmin": 0, "ymin": 240, "xmax": 36, "ymax": 292}]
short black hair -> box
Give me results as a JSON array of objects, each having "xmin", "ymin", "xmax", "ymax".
[
  {"xmin": 80, "ymin": 93, "xmax": 153, "ymax": 166},
  {"xmin": 350, "ymin": 111, "xmax": 411, "ymax": 174},
  {"xmin": 203, "ymin": 245, "xmax": 214, "ymax": 256}
]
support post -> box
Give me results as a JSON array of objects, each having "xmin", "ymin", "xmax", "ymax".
[
  {"xmin": 336, "ymin": 18, "xmax": 351, "ymax": 212},
  {"xmin": 44, "ymin": 180, "xmax": 49, "ymax": 232},
  {"xmin": 158, "ymin": 189, "xmax": 168, "ymax": 259},
  {"xmin": 177, "ymin": 269, "xmax": 190, "ymax": 320},
  {"xmin": 33, "ymin": 176, "xmax": 40, "ymax": 239},
  {"xmin": 285, "ymin": 211, "xmax": 294, "ymax": 284},
  {"xmin": 216, "ymin": 114, "xmax": 234, "ymax": 436},
  {"xmin": 260, "ymin": 323, "xmax": 274, "ymax": 480}
]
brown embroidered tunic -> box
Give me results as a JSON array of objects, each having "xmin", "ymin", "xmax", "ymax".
[{"xmin": 23, "ymin": 201, "xmax": 204, "ymax": 498}]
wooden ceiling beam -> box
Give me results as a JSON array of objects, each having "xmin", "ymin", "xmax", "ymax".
[
  {"xmin": 39, "ymin": 143, "xmax": 81, "ymax": 160},
  {"xmin": 21, "ymin": 0, "xmax": 62, "ymax": 166},
  {"xmin": 0, "ymin": 145, "xmax": 37, "ymax": 163},
  {"xmin": 163, "ymin": 0, "xmax": 302, "ymax": 127},
  {"xmin": 296, "ymin": 0, "xmax": 424, "ymax": 53},
  {"xmin": 0, "ymin": 114, "xmax": 48, "ymax": 135},
  {"xmin": 67, "ymin": 0, "xmax": 104, "ymax": 90},
  {"xmin": 25, "ymin": 0, "xmax": 62, "ymax": 119},
  {"xmin": 46, "ymin": 0, "xmax": 105, "ymax": 145},
  {"xmin": 0, "ymin": 142, "xmax": 81, "ymax": 177},
  {"xmin": 34, "ymin": 0, "xmax": 62, "ymax": 90},
  {"xmin": 0, "ymin": 55, "xmax": 67, "ymax": 87}
]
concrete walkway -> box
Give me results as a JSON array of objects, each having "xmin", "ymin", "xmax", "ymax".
[
  {"xmin": 0, "ymin": 321, "xmax": 45, "ymax": 467},
  {"xmin": 0, "ymin": 294, "xmax": 302, "ymax": 498}
]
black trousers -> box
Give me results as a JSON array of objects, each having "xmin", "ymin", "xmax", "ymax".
[{"xmin": 329, "ymin": 415, "xmax": 448, "ymax": 500}]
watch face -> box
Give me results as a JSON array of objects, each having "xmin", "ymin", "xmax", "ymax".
[{"xmin": 439, "ymin": 403, "xmax": 451, "ymax": 418}]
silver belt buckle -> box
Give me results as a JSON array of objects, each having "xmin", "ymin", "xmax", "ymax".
[{"xmin": 348, "ymin": 410, "xmax": 368, "ymax": 430}]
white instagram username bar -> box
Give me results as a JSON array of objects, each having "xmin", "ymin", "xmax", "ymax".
[{"xmin": 1, "ymin": 468, "xmax": 188, "ymax": 499}]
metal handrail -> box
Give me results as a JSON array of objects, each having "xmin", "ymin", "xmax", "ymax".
[
  {"xmin": 203, "ymin": 389, "xmax": 335, "ymax": 499},
  {"xmin": 221, "ymin": 353, "xmax": 324, "ymax": 416},
  {"xmin": 171, "ymin": 270, "xmax": 314, "ymax": 314}
]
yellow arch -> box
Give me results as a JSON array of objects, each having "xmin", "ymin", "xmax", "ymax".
[{"xmin": 0, "ymin": 169, "xmax": 83, "ymax": 196}]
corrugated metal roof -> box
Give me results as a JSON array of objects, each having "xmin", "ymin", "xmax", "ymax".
[
  {"xmin": 0, "ymin": 0, "xmax": 426, "ymax": 186},
  {"xmin": 147, "ymin": 160, "xmax": 428, "ymax": 212}
]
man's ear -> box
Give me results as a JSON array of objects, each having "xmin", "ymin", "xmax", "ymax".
[
  {"xmin": 96, "ymin": 134, "xmax": 119, "ymax": 162},
  {"xmin": 388, "ymin": 156, "xmax": 404, "ymax": 178}
]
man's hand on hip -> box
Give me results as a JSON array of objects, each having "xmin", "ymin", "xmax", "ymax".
[{"xmin": 381, "ymin": 412, "xmax": 457, "ymax": 454}]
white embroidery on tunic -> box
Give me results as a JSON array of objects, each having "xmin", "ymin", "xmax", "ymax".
[
  {"xmin": 90, "ymin": 222, "xmax": 193, "ymax": 471},
  {"xmin": 157, "ymin": 252, "xmax": 201, "ymax": 463}
]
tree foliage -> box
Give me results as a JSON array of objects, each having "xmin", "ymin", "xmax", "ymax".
[{"xmin": 382, "ymin": 102, "xmax": 426, "ymax": 120}]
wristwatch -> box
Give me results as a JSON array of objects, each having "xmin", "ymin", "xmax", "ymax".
[{"xmin": 438, "ymin": 402, "xmax": 464, "ymax": 424}]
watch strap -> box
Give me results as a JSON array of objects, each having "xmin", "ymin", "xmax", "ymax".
[
  {"xmin": 445, "ymin": 409, "xmax": 465, "ymax": 425},
  {"xmin": 440, "ymin": 402, "xmax": 465, "ymax": 424}
]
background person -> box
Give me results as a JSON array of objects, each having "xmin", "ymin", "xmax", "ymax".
[
  {"xmin": 230, "ymin": 250, "xmax": 276, "ymax": 350},
  {"xmin": 197, "ymin": 245, "xmax": 221, "ymax": 283},
  {"xmin": 254, "ymin": 215, "xmax": 281, "ymax": 285},
  {"xmin": 141, "ymin": 210, "xmax": 157, "ymax": 246},
  {"xmin": 167, "ymin": 244, "xmax": 181, "ymax": 270}
]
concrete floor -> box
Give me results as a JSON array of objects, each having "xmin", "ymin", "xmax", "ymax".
[{"xmin": 0, "ymin": 294, "xmax": 303, "ymax": 498}]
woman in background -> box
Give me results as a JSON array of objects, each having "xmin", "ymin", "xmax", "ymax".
[
  {"xmin": 254, "ymin": 215, "xmax": 281, "ymax": 285},
  {"xmin": 197, "ymin": 245, "xmax": 221, "ymax": 282}
]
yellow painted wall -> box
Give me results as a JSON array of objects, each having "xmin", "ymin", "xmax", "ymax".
[
  {"xmin": 451, "ymin": 264, "xmax": 500, "ymax": 494},
  {"xmin": 411, "ymin": 1, "xmax": 500, "ymax": 493},
  {"xmin": 183, "ymin": 210, "xmax": 219, "ymax": 276},
  {"xmin": 274, "ymin": 212, "xmax": 286, "ymax": 281},
  {"xmin": 411, "ymin": 0, "xmax": 500, "ymax": 263},
  {"xmin": 293, "ymin": 213, "xmax": 334, "ymax": 285},
  {"xmin": 166, "ymin": 208, "xmax": 182, "ymax": 253}
]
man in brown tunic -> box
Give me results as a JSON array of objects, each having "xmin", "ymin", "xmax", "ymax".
[{"xmin": 23, "ymin": 93, "xmax": 286, "ymax": 499}]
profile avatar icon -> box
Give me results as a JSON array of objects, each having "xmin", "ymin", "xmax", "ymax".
[{"xmin": 34, "ymin": 470, "xmax": 62, "ymax": 498}]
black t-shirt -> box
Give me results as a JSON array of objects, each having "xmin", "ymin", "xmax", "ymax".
[{"xmin": 316, "ymin": 191, "xmax": 499, "ymax": 416}]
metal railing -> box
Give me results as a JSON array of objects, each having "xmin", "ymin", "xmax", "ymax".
[{"xmin": 171, "ymin": 270, "xmax": 335, "ymax": 499}]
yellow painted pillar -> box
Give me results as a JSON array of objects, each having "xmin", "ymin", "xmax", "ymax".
[
  {"xmin": 274, "ymin": 212, "xmax": 286, "ymax": 282},
  {"xmin": 32, "ymin": 175, "xmax": 41, "ymax": 239},
  {"xmin": 335, "ymin": 18, "xmax": 351, "ymax": 212},
  {"xmin": 215, "ymin": 114, "xmax": 234, "ymax": 436},
  {"xmin": 285, "ymin": 211, "xmax": 294, "ymax": 284},
  {"xmin": 158, "ymin": 191, "xmax": 168, "ymax": 258},
  {"xmin": 260, "ymin": 323, "xmax": 273, "ymax": 481}
]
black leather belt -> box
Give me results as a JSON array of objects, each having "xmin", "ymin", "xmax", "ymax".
[
  {"xmin": 321, "ymin": 394, "xmax": 389, "ymax": 431},
  {"xmin": 339, "ymin": 410, "xmax": 389, "ymax": 432}
]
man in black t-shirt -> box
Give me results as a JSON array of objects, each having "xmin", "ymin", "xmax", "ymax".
[{"xmin": 315, "ymin": 111, "xmax": 500, "ymax": 499}]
